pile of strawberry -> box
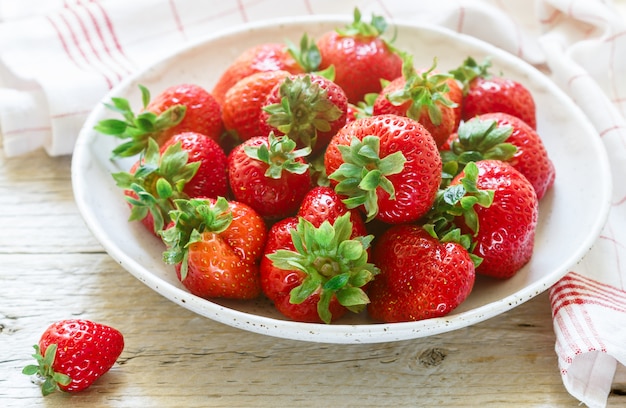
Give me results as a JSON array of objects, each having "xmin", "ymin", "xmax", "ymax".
[{"xmin": 95, "ymin": 9, "xmax": 555, "ymax": 324}]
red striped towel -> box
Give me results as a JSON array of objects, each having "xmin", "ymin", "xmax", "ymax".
[{"xmin": 2, "ymin": 1, "xmax": 625, "ymax": 406}]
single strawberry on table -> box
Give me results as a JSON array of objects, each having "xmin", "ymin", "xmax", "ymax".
[
  {"xmin": 23, "ymin": 319, "xmax": 124, "ymax": 395},
  {"xmin": 258, "ymin": 73, "xmax": 348, "ymax": 154},
  {"xmin": 450, "ymin": 56, "xmax": 537, "ymax": 129},
  {"xmin": 324, "ymin": 114, "xmax": 442, "ymax": 224},
  {"xmin": 372, "ymin": 55, "xmax": 460, "ymax": 147},
  {"xmin": 316, "ymin": 8, "xmax": 402, "ymax": 104},
  {"xmin": 161, "ymin": 197, "xmax": 267, "ymax": 300},
  {"xmin": 228, "ymin": 132, "xmax": 312, "ymax": 219}
]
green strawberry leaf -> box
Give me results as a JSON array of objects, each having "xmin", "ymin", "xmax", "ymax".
[
  {"xmin": 243, "ymin": 132, "xmax": 311, "ymax": 179},
  {"xmin": 266, "ymin": 212, "xmax": 379, "ymax": 324}
]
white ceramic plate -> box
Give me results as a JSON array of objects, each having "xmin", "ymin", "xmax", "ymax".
[{"xmin": 72, "ymin": 16, "xmax": 612, "ymax": 344}]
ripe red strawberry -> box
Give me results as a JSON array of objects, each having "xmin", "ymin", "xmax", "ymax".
[
  {"xmin": 442, "ymin": 113, "xmax": 555, "ymax": 199},
  {"xmin": 212, "ymin": 35, "xmax": 323, "ymax": 106},
  {"xmin": 372, "ymin": 56, "xmax": 458, "ymax": 147},
  {"xmin": 258, "ymin": 73, "xmax": 348, "ymax": 154},
  {"xmin": 161, "ymin": 197, "xmax": 267, "ymax": 299},
  {"xmin": 94, "ymin": 84, "xmax": 223, "ymax": 158},
  {"xmin": 324, "ymin": 114, "xmax": 442, "ymax": 224},
  {"xmin": 316, "ymin": 8, "xmax": 402, "ymax": 103},
  {"xmin": 113, "ymin": 132, "xmax": 228, "ymax": 234},
  {"xmin": 297, "ymin": 186, "xmax": 367, "ymax": 238},
  {"xmin": 450, "ymin": 56, "xmax": 537, "ymax": 128},
  {"xmin": 145, "ymin": 83, "xmax": 224, "ymax": 145},
  {"xmin": 451, "ymin": 160, "xmax": 539, "ymax": 279},
  {"xmin": 367, "ymin": 224, "xmax": 475, "ymax": 322},
  {"xmin": 222, "ymin": 70, "xmax": 291, "ymax": 142},
  {"xmin": 23, "ymin": 319, "xmax": 124, "ymax": 395},
  {"xmin": 228, "ymin": 133, "xmax": 312, "ymax": 219},
  {"xmin": 260, "ymin": 212, "xmax": 378, "ymax": 323}
]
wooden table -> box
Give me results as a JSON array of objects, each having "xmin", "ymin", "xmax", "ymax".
[{"xmin": 0, "ymin": 148, "xmax": 624, "ymax": 407}]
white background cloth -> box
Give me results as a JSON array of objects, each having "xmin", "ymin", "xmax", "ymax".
[{"xmin": 1, "ymin": 1, "xmax": 625, "ymax": 407}]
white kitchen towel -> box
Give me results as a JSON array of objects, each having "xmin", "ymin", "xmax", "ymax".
[{"xmin": 1, "ymin": 1, "xmax": 625, "ymax": 407}]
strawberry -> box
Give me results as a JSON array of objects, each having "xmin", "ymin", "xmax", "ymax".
[
  {"xmin": 23, "ymin": 319, "xmax": 124, "ymax": 395},
  {"xmin": 212, "ymin": 34, "xmax": 323, "ymax": 106},
  {"xmin": 228, "ymin": 133, "xmax": 312, "ymax": 219},
  {"xmin": 113, "ymin": 132, "xmax": 228, "ymax": 234},
  {"xmin": 450, "ymin": 56, "xmax": 537, "ymax": 128},
  {"xmin": 324, "ymin": 114, "xmax": 442, "ymax": 224},
  {"xmin": 222, "ymin": 70, "xmax": 291, "ymax": 143},
  {"xmin": 94, "ymin": 84, "xmax": 222, "ymax": 157},
  {"xmin": 451, "ymin": 160, "xmax": 539, "ymax": 279},
  {"xmin": 260, "ymin": 212, "xmax": 378, "ymax": 323},
  {"xmin": 297, "ymin": 186, "xmax": 367, "ymax": 238},
  {"xmin": 161, "ymin": 197, "xmax": 267, "ymax": 299},
  {"xmin": 145, "ymin": 83, "xmax": 224, "ymax": 145},
  {"xmin": 372, "ymin": 55, "xmax": 459, "ymax": 147},
  {"xmin": 258, "ymin": 73, "xmax": 348, "ymax": 154},
  {"xmin": 367, "ymin": 224, "xmax": 475, "ymax": 322},
  {"xmin": 442, "ymin": 113, "xmax": 555, "ymax": 199},
  {"xmin": 316, "ymin": 8, "xmax": 402, "ymax": 103}
]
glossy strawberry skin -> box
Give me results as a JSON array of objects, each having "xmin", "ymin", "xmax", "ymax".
[
  {"xmin": 367, "ymin": 224, "xmax": 475, "ymax": 323},
  {"xmin": 160, "ymin": 132, "xmax": 229, "ymax": 199},
  {"xmin": 259, "ymin": 187, "xmax": 367, "ymax": 323},
  {"xmin": 474, "ymin": 112, "xmax": 555, "ymax": 200},
  {"xmin": 227, "ymin": 136, "xmax": 312, "ymax": 219},
  {"xmin": 453, "ymin": 160, "xmax": 539, "ymax": 279},
  {"xmin": 373, "ymin": 76, "xmax": 457, "ymax": 147},
  {"xmin": 222, "ymin": 70, "xmax": 291, "ymax": 142},
  {"xmin": 212, "ymin": 43, "xmax": 305, "ymax": 106},
  {"xmin": 38, "ymin": 319, "xmax": 124, "ymax": 393},
  {"xmin": 258, "ymin": 73, "xmax": 349, "ymax": 154},
  {"xmin": 317, "ymin": 31, "xmax": 402, "ymax": 104},
  {"xmin": 297, "ymin": 186, "xmax": 367, "ymax": 238},
  {"xmin": 325, "ymin": 114, "xmax": 442, "ymax": 224},
  {"xmin": 146, "ymin": 83, "xmax": 223, "ymax": 145},
  {"xmin": 177, "ymin": 199, "xmax": 267, "ymax": 299},
  {"xmin": 462, "ymin": 76, "xmax": 537, "ymax": 129}
]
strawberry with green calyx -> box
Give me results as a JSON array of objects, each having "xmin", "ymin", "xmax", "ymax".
[
  {"xmin": 262, "ymin": 212, "xmax": 378, "ymax": 324},
  {"xmin": 23, "ymin": 319, "xmax": 124, "ymax": 395},
  {"xmin": 113, "ymin": 137, "xmax": 200, "ymax": 234},
  {"xmin": 373, "ymin": 54, "xmax": 459, "ymax": 147},
  {"xmin": 95, "ymin": 84, "xmax": 186, "ymax": 158},
  {"xmin": 451, "ymin": 160, "xmax": 539, "ymax": 279},
  {"xmin": 346, "ymin": 92, "xmax": 378, "ymax": 123},
  {"xmin": 366, "ymin": 223, "xmax": 476, "ymax": 323},
  {"xmin": 325, "ymin": 114, "xmax": 442, "ymax": 224},
  {"xmin": 443, "ymin": 113, "xmax": 555, "ymax": 199},
  {"xmin": 421, "ymin": 161, "xmax": 494, "ymax": 266},
  {"xmin": 161, "ymin": 197, "xmax": 266, "ymax": 299},
  {"xmin": 259, "ymin": 73, "xmax": 348, "ymax": 154},
  {"xmin": 450, "ymin": 56, "xmax": 537, "ymax": 129},
  {"xmin": 228, "ymin": 132, "xmax": 312, "ymax": 219},
  {"xmin": 316, "ymin": 8, "xmax": 402, "ymax": 103}
]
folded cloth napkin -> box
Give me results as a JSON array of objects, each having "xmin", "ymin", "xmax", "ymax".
[{"xmin": 2, "ymin": 0, "xmax": 625, "ymax": 406}]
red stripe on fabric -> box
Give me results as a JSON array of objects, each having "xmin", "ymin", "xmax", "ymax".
[
  {"xmin": 457, "ymin": 6, "xmax": 465, "ymax": 33},
  {"xmin": 88, "ymin": 0, "xmax": 128, "ymax": 60},
  {"xmin": 599, "ymin": 124, "xmax": 626, "ymax": 137},
  {"xmin": 64, "ymin": 3, "xmax": 125, "ymax": 82},
  {"xmin": 3, "ymin": 126, "xmax": 52, "ymax": 136},
  {"xmin": 551, "ymin": 279, "xmax": 626, "ymax": 311},
  {"xmin": 168, "ymin": 0, "xmax": 186, "ymax": 40},
  {"xmin": 78, "ymin": 0, "xmax": 133, "ymax": 76},
  {"xmin": 236, "ymin": 0, "xmax": 248, "ymax": 23},
  {"xmin": 303, "ymin": 0, "xmax": 314, "ymax": 15},
  {"xmin": 554, "ymin": 312, "xmax": 579, "ymax": 364}
]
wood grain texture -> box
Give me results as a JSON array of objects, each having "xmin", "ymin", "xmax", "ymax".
[{"xmin": 1, "ymin": 150, "xmax": 624, "ymax": 407}]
